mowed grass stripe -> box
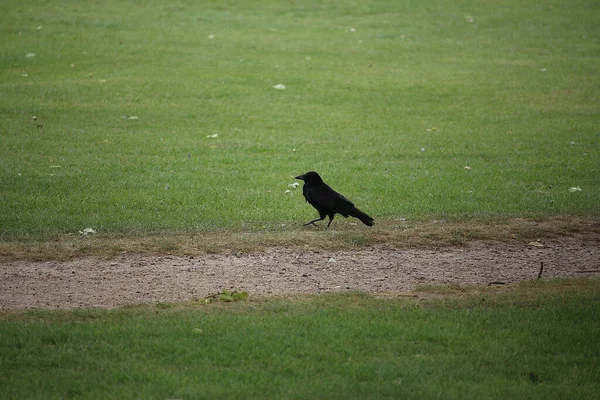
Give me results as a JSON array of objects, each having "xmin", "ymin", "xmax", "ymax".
[
  {"xmin": 1, "ymin": 0, "xmax": 598, "ymax": 240},
  {"xmin": 1, "ymin": 279, "xmax": 598, "ymax": 399}
]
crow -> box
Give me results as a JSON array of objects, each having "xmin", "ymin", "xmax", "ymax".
[{"xmin": 295, "ymin": 171, "xmax": 374, "ymax": 229}]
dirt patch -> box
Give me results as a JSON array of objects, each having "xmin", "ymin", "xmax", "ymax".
[{"xmin": 1, "ymin": 235, "xmax": 598, "ymax": 309}]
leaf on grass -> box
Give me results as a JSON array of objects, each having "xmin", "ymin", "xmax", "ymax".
[
  {"xmin": 25, "ymin": 53, "xmax": 36, "ymax": 58},
  {"xmin": 220, "ymin": 294, "xmax": 233, "ymax": 302},
  {"xmin": 288, "ymin": 182, "xmax": 299, "ymax": 188},
  {"xmin": 464, "ymin": 166, "xmax": 472, "ymax": 170},
  {"xmin": 232, "ymin": 291, "xmax": 249, "ymax": 301},
  {"xmin": 273, "ymin": 84, "xmax": 286, "ymax": 90},
  {"xmin": 79, "ymin": 227, "xmax": 96, "ymax": 235},
  {"xmin": 201, "ymin": 289, "xmax": 248, "ymax": 303},
  {"xmin": 568, "ymin": 186, "xmax": 582, "ymax": 192},
  {"xmin": 207, "ymin": 134, "xmax": 218, "ymax": 138}
]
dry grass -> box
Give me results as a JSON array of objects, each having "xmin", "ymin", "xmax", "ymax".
[
  {"xmin": 0, "ymin": 216, "xmax": 598, "ymax": 262},
  {"xmin": 414, "ymin": 276, "xmax": 600, "ymax": 309}
]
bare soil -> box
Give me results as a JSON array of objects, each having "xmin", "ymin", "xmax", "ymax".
[{"xmin": 1, "ymin": 235, "xmax": 598, "ymax": 309}]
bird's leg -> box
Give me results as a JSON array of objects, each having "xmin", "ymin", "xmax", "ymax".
[
  {"xmin": 326, "ymin": 215, "xmax": 335, "ymax": 229},
  {"xmin": 303, "ymin": 216, "xmax": 325, "ymax": 226}
]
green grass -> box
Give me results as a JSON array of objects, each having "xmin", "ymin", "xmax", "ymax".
[
  {"xmin": 1, "ymin": 0, "xmax": 599, "ymax": 240},
  {"xmin": 1, "ymin": 278, "xmax": 598, "ymax": 399}
]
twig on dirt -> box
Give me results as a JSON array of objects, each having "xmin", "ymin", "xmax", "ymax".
[
  {"xmin": 537, "ymin": 262, "xmax": 544, "ymax": 279},
  {"xmin": 488, "ymin": 281, "xmax": 506, "ymax": 286},
  {"xmin": 575, "ymin": 270, "xmax": 600, "ymax": 274}
]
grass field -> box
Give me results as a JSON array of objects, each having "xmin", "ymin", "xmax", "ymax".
[
  {"xmin": 1, "ymin": 279, "xmax": 599, "ymax": 399},
  {"xmin": 1, "ymin": 2, "xmax": 599, "ymax": 398},
  {"xmin": 1, "ymin": 0, "xmax": 599, "ymax": 241}
]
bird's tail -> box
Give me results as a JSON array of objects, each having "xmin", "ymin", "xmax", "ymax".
[{"xmin": 351, "ymin": 208, "xmax": 374, "ymax": 226}]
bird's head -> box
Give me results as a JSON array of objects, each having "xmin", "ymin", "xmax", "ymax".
[{"xmin": 295, "ymin": 171, "xmax": 323, "ymax": 184}]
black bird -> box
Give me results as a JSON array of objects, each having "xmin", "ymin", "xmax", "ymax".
[{"xmin": 295, "ymin": 171, "xmax": 374, "ymax": 229}]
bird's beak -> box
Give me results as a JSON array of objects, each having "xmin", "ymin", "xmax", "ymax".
[{"xmin": 295, "ymin": 174, "xmax": 304, "ymax": 180}]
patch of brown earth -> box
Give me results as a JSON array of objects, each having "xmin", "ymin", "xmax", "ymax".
[{"xmin": 1, "ymin": 236, "xmax": 598, "ymax": 309}]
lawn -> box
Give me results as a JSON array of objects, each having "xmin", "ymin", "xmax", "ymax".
[
  {"xmin": 1, "ymin": 279, "xmax": 599, "ymax": 399},
  {"xmin": 1, "ymin": 0, "xmax": 598, "ymax": 241},
  {"xmin": 1, "ymin": 2, "xmax": 599, "ymax": 397}
]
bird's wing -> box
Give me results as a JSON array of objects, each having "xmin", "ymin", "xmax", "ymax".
[{"xmin": 306, "ymin": 183, "xmax": 355, "ymax": 214}]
